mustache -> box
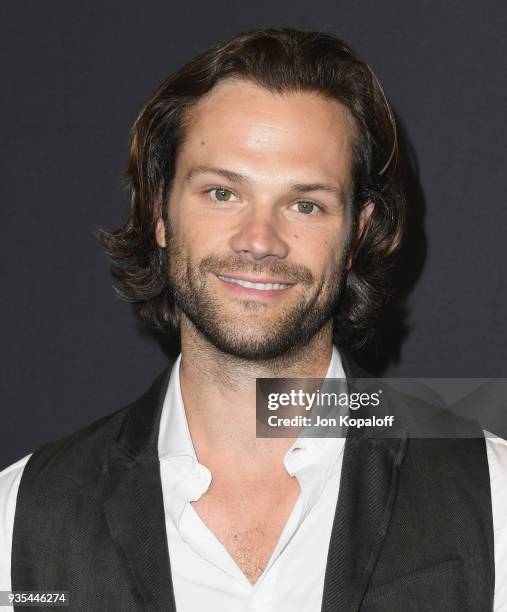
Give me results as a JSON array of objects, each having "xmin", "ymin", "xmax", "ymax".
[{"xmin": 198, "ymin": 254, "xmax": 314, "ymax": 285}]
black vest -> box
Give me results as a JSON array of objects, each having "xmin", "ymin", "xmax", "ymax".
[{"xmin": 12, "ymin": 355, "xmax": 495, "ymax": 611}]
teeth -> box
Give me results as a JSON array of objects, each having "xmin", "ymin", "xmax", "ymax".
[{"xmin": 218, "ymin": 276, "xmax": 291, "ymax": 291}]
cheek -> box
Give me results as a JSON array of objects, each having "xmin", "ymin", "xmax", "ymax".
[
  {"xmin": 169, "ymin": 201, "xmax": 204, "ymax": 246},
  {"xmin": 176, "ymin": 220, "xmax": 224, "ymax": 261},
  {"xmin": 301, "ymin": 228, "xmax": 345, "ymax": 262},
  {"xmin": 304, "ymin": 229, "xmax": 350, "ymax": 282}
]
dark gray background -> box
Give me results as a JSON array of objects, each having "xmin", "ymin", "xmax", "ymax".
[{"xmin": 1, "ymin": 0, "xmax": 506, "ymax": 469}]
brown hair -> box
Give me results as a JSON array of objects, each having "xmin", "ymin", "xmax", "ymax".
[{"xmin": 96, "ymin": 28, "xmax": 406, "ymax": 351}]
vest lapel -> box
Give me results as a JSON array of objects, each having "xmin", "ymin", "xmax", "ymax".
[
  {"xmin": 321, "ymin": 351, "xmax": 409, "ymax": 612},
  {"xmin": 321, "ymin": 432, "xmax": 407, "ymax": 612},
  {"xmin": 103, "ymin": 362, "xmax": 177, "ymax": 612}
]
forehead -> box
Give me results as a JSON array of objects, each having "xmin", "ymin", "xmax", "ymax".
[{"xmin": 178, "ymin": 78, "xmax": 358, "ymax": 190}]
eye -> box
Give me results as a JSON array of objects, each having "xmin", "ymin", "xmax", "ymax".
[
  {"xmin": 206, "ymin": 187, "xmax": 238, "ymax": 202},
  {"xmin": 291, "ymin": 200, "xmax": 320, "ymax": 215}
]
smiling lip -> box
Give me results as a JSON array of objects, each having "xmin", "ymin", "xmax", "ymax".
[{"xmin": 216, "ymin": 273, "xmax": 295, "ymax": 294}]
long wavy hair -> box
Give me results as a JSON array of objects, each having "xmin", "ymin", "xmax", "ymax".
[{"xmin": 96, "ymin": 28, "xmax": 407, "ymax": 351}]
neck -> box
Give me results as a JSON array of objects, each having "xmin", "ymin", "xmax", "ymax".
[{"xmin": 178, "ymin": 317, "xmax": 335, "ymax": 469}]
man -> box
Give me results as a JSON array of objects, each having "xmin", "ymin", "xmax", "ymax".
[{"xmin": 0, "ymin": 28, "xmax": 505, "ymax": 611}]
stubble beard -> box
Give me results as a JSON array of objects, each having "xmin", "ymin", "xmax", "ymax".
[{"xmin": 164, "ymin": 224, "xmax": 350, "ymax": 362}]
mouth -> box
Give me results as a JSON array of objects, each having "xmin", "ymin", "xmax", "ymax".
[{"xmin": 217, "ymin": 274, "xmax": 293, "ymax": 292}]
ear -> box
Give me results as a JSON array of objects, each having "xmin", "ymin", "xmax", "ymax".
[
  {"xmin": 155, "ymin": 217, "xmax": 166, "ymax": 248},
  {"xmin": 346, "ymin": 200, "xmax": 375, "ymax": 270}
]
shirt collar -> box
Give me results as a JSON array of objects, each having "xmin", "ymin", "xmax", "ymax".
[
  {"xmin": 158, "ymin": 354, "xmax": 212, "ymax": 526},
  {"xmin": 283, "ymin": 346, "xmax": 346, "ymax": 519},
  {"xmin": 159, "ymin": 353, "xmax": 193, "ymax": 462}
]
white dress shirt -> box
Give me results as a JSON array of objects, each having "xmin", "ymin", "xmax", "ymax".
[
  {"xmin": 157, "ymin": 348, "xmax": 346, "ymax": 612},
  {"xmin": 1, "ymin": 349, "xmax": 507, "ymax": 611}
]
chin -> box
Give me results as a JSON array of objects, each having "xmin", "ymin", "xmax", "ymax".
[{"xmin": 193, "ymin": 321, "xmax": 310, "ymax": 361}]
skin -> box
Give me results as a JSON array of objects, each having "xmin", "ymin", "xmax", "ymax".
[{"xmin": 155, "ymin": 78, "xmax": 373, "ymax": 583}]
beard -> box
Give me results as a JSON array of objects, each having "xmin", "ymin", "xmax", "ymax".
[{"xmin": 164, "ymin": 224, "xmax": 350, "ymax": 361}]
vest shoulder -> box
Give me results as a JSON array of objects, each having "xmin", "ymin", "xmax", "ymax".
[
  {"xmin": 20, "ymin": 404, "xmax": 130, "ymax": 485},
  {"xmin": 20, "ymin": 364, "xmax": 172, "ymax": 485}
]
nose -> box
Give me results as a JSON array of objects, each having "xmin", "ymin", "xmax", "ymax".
[{"xmin": 229, "ymin": 205, "xmax": 290, "ymax": 262}]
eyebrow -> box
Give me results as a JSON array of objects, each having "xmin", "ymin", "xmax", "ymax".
[
  {"xmin": 186, "ymin": 165, "xmax": 248, "ymax": 185},
  {"xmin": 185, "ymin": 165, "xmax": 345, "ymax": 201}
]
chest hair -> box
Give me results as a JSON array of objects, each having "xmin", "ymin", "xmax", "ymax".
[{"xmin": 191, "ymin": 476, "xmax": 301, "ymax": 584}]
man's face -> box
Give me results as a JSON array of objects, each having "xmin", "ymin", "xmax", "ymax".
[{"xmin": 157, "ymin": 79, "xmax": 365, "ymax": 360}]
